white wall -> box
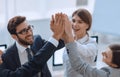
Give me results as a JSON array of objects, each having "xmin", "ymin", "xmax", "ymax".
[{"xmin": 92, "ymin": 0, "xmax": 120, "ymax": 35}]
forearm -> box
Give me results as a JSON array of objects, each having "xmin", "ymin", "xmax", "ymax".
[
  {"xmin": 0, "ymin": 39, "xmax": 57, "ymax": 77},
  {"xmin": 65, "ymin": 42, "xmax": 87, "ymax": 74},
  {"xmin": 0, "ymin": 63, "xmax": 37, "ymax": 77},
  {"xmin": 66, "ymin": 42, "xmax": 107, "ymax": 77},
  {"xmin": 31, "ymin": 41, "xmax": 56, "ymax": 68}
]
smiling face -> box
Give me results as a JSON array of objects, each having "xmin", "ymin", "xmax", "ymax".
[
  {"xmin": 102, "ymin": 47, "xmax": 118, "ymax": 68},
  {"xmin": 102, "ymin": 48, "xmax": 113, "ymax": 65},
  {"xmin": 72, "ymin": 15, "xmax": 89, "ymax": 39},
  {"xmin": 12, "ymin": 21, "xmax": 34, "ymax": 47},
  {"xmin": 71, "ymin": 9, "xmax": 92, "ymax": 40}
]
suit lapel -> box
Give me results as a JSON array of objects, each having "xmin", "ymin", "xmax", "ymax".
[{"xmin": 12, "ymin": 43, "xmax": 21, "ymax": 67}]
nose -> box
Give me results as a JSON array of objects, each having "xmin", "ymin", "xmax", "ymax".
[
  {"xmin": 72, "ymin": 22, "xmax": 78, "ymax": 29},
  {"xmin": 73, "ymin": 21, "xmax": 77, "ymax": 25}
]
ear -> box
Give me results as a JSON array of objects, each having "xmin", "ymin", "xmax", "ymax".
[{"xmin": 11, "ymin": 34, "xmax": 18, "ymax": 40}]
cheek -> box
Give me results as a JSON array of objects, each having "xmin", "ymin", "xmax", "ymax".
[
  {"xmin": 72, "ymin": 24, "xmax": 79, "ymax": 29},
  {"xmin": 80, "ymin": 24, "xmax": 87, "ymax": 30},
  {"xmin": 85, "ymin": 26, "xmax": 89, "ymax": 31},
  {"xmin": 102, "ymin": 57, "xmax": 108, "ymax": 64},
  {"xmin": 17, "ymin": 35, "xmax": 26, "ymax": 41},
  {"xmin": 83, "ymin": 23, "xmax": 89, "ymax": 30},
  {"xmin": 102, "ymin": 53, "xmax": 108, "ymax": 63},
  {"xmin": 102, "ymin": 55, "xmax": 106, "ymax": 62},
  {"xmin": 102, "ymin": 56, "xmax": 112, "ymax": 65}
]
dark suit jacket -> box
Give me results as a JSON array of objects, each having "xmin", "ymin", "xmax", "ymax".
[
  {"xmin": 0, "ymin": 41, "xmax": 58, "ymax": 77},
  {"xmin": 0, "ymin": 35, "xmax": 64, "ymax": 77}
]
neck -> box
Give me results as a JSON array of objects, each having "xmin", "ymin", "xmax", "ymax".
[
  {"xmin": 18, "ymin": 42, "xmax": 29, "ymax": 48},
  {"xmin": 74, "ymin": 34, "xmax": 87, "ymax": 40}
]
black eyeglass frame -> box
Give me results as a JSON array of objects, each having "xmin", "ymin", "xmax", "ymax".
[{"xmin": 16, "ymin": 25, "xmax": 34, "ymax": 35}]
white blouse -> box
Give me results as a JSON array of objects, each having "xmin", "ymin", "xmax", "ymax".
[{"xmin": 63, "ymin": 34, "xmax": 98, "ymax": 77}]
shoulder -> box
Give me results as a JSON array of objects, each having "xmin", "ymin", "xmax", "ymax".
[
  {"xmin": 100, "ymin": 67, "xmax": 112, "ymax": 75},
  {"xmin": 4, "ymin": 43, "xmax": 16, "ymax": 53},
  {"xmin": 101, "ymin": 67, "xmax": 120, "ymax": 74},
  {"xmin": 34, "ymin": 35, "xmax": 42, "ymax": 40},
  {"xmin": 31, "ymin": 35, "xmax": 47, "ymax": 52},
  {"xmin": 33, "ymin": 35, "xmax": 46, "ymax": 42},
  {"xmin": 2, "ymin": 43, "xmax": 17, "ymax": 59}
]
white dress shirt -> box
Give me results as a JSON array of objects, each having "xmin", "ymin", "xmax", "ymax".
[
  {"xmin": 16, "ymin": 42, "xmax": 28, "ymax": 65},
  {"xmin": 16, "ymin": 36, "xmax": 58, "ymax": 65}
]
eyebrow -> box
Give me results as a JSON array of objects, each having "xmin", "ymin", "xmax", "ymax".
[{"xmin": 19, "ymin": 26, "xmax": 30, "ymax": 31}]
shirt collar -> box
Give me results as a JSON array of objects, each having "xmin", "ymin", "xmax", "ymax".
[
  {"xmin": 77, "ymin": 34, "xmax": 89, "ymax": 44},
  {"xmin": 16, "ymin": 42, "xmax": 29, "ymax": 53}
]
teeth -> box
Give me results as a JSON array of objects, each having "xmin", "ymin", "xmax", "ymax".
[
  {"xmin": 27, "ymin": 36, "xmax": 32, "ymax": 40},
  {"xmin": 75, "ymin": 29, "xmax": 79, "ymax": 31}
]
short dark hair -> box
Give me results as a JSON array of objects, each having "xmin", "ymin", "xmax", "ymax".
[
  {"xmin": 109, "ymin": 44, "xmax": 120, "ymax": 68},
  {"xmin": 7, "ymin": 16, "xmax": 26, "ymax": 34},
  {"xmin": 72, "ymin": 9, "xmax": 92, "ymax": 31}
]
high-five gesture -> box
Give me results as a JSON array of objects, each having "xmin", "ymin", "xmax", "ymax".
[
  {"xmin": 50, "ymin": 13, "xmax": 65, "ymax": 41},
  {"xmin": 62, "ymin": 14, "xmax": 74, "ymax": 43}
]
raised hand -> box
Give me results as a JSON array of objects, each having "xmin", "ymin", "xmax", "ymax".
[
  {"xmin": 62, "ymin": 14, "xmax": 74, "ymax": 43},
  {"xmin": 50, "ymin": 13, "xmax": 65, "ymax": 41}
]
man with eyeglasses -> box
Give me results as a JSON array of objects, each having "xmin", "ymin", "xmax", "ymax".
[{"xmin": 0, "ymin": 16, "xmax": 64, "ymax": 77}]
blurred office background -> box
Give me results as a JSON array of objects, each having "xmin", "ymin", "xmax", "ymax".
[{"xmin": 0, "ymin": 0, "xmax": 120, "ymax": 77}]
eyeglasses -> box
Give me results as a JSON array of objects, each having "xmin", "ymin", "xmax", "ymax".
[{"xmin": 16, "ymin": 25, "xmax": 34, "ymax": 35}]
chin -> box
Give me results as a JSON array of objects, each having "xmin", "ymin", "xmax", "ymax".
[
  {"xmin": 30, "ymin": 41, "xmax": 34, "ymax": 44},
  {"xmin": 27, "ymin": 40, "xmax": 33, "ymax": 45}
]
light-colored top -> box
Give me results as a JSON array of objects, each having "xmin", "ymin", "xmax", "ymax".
[
  {"xmin": 63, "ymin": 35, "xmax": 97, "ymax": 77},
  {"xmin": 66, "ymin": 42, "xmax": 120, "ymax": 77},
  {"xmin": 16, "ymin": 42, "xmax": 28, "ymax": 65},
  {"xmin": 16, "ymin": 36, "xmax": 58, "ymax": 65}
]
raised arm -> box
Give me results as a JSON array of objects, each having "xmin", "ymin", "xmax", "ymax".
[
  {"xmin": 65, "ymin": 42, "xmax": 109, "ymax": 77},
  {"xmin": 0, "ymin": 13, "xmax": 65, "ymax": 77}
]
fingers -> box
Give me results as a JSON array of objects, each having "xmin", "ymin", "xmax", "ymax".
[
  {"xmin": 50, "ymin": 15, "xmax": 55, "ymax": 32},
  {"xmin": 50, "ymin": 12, "xmax": 74, "ymax": 42},
  {"xmin": 55, "ymin": 13, "xmax": 64, "ymax": 27},
  {"xmin": 50, "ymin": 13, "xmax": 65, "ymax": 40},
  {"xmin": 51, "ymin": 15, "xmax": 55, "ymax": 24}
]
